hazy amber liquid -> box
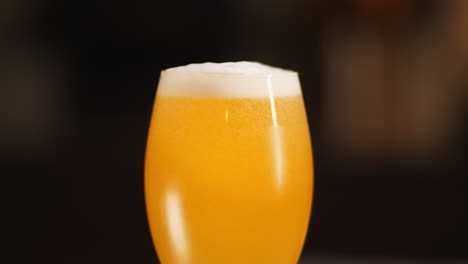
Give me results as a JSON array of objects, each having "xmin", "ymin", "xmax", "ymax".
[{"xmin": 145, "ymin": 95, "xmax": 313, "ymax": 264}]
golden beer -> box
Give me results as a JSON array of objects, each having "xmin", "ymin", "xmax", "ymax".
[{"xmin": 145, "ymin": 62, "xmax": 313, "ymax": 264}]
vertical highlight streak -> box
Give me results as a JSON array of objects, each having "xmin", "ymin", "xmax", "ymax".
[
  {"xmin": 267, "ymin": 75, "xmax": 278, "ymax": 127},
  {"xmin": 267, "ymin": 75, "xmax": 285, "ymax": 188},
  {"xmin": 271, "ymin": 127, "xmax": 285, "ymax": 189}
]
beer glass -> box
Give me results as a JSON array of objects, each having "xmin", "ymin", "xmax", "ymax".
[{"xmin": 145, "ymin": 62, "xmax": 313, "ymax": 264}]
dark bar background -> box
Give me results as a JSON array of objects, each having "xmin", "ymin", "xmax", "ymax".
[{"xmin": 2, "ymin": 0, "xmax": 466, "ymax": 263}]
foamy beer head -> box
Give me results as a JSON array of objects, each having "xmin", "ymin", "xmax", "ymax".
[{"xmin": 157, "ymin": 61, "xmax": 301, "ymax": 97}]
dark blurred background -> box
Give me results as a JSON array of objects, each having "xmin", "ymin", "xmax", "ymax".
[{"xmin": 2, "ymin": 0, "xmax": 467, "ymax": 263}]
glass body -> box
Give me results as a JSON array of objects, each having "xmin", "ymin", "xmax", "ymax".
[{"xmin": 145, "ymin": 69, "xmax": 313, "ymax": 264}]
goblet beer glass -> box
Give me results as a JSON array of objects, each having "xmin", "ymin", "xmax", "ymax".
[{"xmin": 145, "ymin": 62, "xmax": 313, "ymax": 264}]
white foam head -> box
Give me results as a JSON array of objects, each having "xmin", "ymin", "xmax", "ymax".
[{"xmin": 157, "ymin": 61, "xmax": 301, "ymax": 97}]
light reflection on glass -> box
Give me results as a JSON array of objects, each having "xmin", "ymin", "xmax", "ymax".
[
  {"xmin": 164, "ymin": 188, "xmax": 188, "ymax": 262},
  {"xmin": 270, "ymin": 127, "xmax": 286, "ymax": 190},
  {"xmin": 266, "ymin": 75, "xmax": 285, "ymax": 189},
  {"xmin": 224, "ymin": 106, "xmax": 229, "ymax": 122}
]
